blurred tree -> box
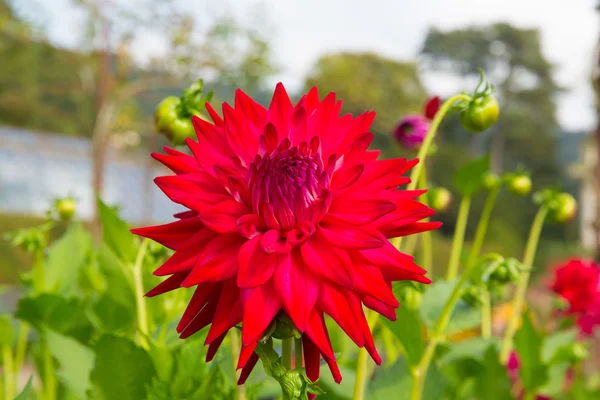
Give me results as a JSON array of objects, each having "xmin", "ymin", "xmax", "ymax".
[
  {"xmin": 303, "ymin": 52, "xmax": 427, "ymax": 151},
  {"xmin": 422, "ymin": 23, "xmax": 561, "ymax": 185},
  {"xmin": 421, "ymin": 23, "xmax": 565, "ymax": 246}
]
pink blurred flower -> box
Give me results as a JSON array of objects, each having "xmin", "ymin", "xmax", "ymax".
[{"xmin": 393, "ymin": 97, "xmax": 440, "ymax": 150}]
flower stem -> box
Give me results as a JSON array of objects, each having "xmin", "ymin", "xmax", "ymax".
[
  {"xmin": 446, "ymin": 196, "xmax": 472, "ymax": 280},
  {"xmin": 410, "ymin": 267, "xmax": 473, "ymax": 400},
  {"xmin": 13, "ymin": 322, "xmax": 29, "ymax": 386},
  {"xmin": 352, "ymin": 311, "xmax": 380, "ymax": 400},
  {"xmin": 418, "ymin": 166, "xmax": 433, "ymax": 271},
  {"xmin": 33, "ymin": 249, "xmax": 45, "ymax": 293},
  {"xmin": 481, "ymin": 291, "xmax": 492, "ymax": 338},
  {"xmin": 42, "ymin": 333, "xmax": 56, "ymax": 400},
  {"xmin": 2, "ymin": 343, "xmax": 15, "ymax": 400},
  {"xmin": 294, "ymin": 337, "xmax": 303, "ymax": 370},
  {"xmin": 396, "ymin": 94, "xmax": 471, "ymax": 249},
  {"xmin": 282, "ymin": 338, "xmax": 293, "ymax": 371},
  {"xmin": 133, "ymin": 238, "xmax": 150, "ymax": 349},
  {"xmin": 466, "ymin": 185, "xmax": 501, "ymax": 268},
  {"xmin": 500, "ymin": 206, "xmax": 548, "ymax": 363},
  {"xmin": 229, "ymin": 330, "xmax": 247, "ymax": 400}
]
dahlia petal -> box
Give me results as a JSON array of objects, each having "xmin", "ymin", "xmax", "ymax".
[
  {"xmin": 359, "ymin": 310, "xmax": 382, "ymax": 365},
  {"xmin": 303, "ymin": 336, "xmax": 320, "ymax": 399},
  {"xmin": 319, "ymin": 217, "xmax": 385, "ymax": 250},
  {"xmin": 290, "ymin": 106, "xmax": 308, "ymax": 144},
  {"xmin": 330, "ymin": 164, "xmax": 364, "ymax": 190},
  {"xmin": 342, "ymin": 133, "xmax": 374, "ymax": 166},
  {"xmin": 238, "ymin": 236, "xmax": 277, "ymax": 288},
  {"xmin": 173, "ymin": 210, "xmax": 198, "ymax": 219},
  {"xmin": 328, "ymin": 196, "xmax": 396, "ymax": 225},
  {"xmin": 240, "ymin": 282, "xmax": 282, "ymax": 345},
  {"xmin": 318, "ymin": 285, "xmax": 364, "ymax": 346},
  {"xmin": 152, "ymin": 151, "xmax": 199, "ymax": 175},
  {"xmin": 205, "ymin": 102, "xmax": 224, "ymax": 126},
  {"xmin": 352, "ymin": 264, "xmax": 399, "ymax": 307},
  {"xmin": 145, "ymin": 272, "xmax": 187, "ymax": 297},
  {"xmin": 223, "ymin": 102, "xmax": 260, "ymax": 162},
  {"xmin": 152, "ymin": 229, "xmax": 216, "ymax": 276},
  {"xmin": 354, "ymin": 158, "xmax": 415, "ymax": 190},
  {"xmin": 179, "ymin": 298, "xmax": 219, "ymax": 339},
  {"xmin": 305, "ymin": 310, "xmax": 335, "ymax": 360},
  {"xmin": 131, "ymin": 216, "xmax": 205, "ymax": 250},
  {"xmin": 199, "ymin": 201, "xmax": 249, "ymax": 233},
  {"xmin": 363, "ymin": 296, "xmax": 397, "ymax": 321},
  {"xmin": 237, "ymin": 352, "xmax": 260, "ymax": 385},
  {"xmin": 261, "ymin": 229, "xmax": 292, "ymax": 254},
  {"xmin": 206, "ymin": 332, "xmax": 227, "ymax": 362},
  {"xmin": 358, "ymin": 241, "xmax": 427, "ymax": 275},
  {"xmin": 237, "ymin": 214, "xmax": 267, "ymax": 239},
  {"xmin": 301, "ymin": 237, "xmax": 353, "ymax": 288},
  {"xmin": 181, "ymin": 249, "xmax": 238, "ymax": 286},
  {"xmin": 205, "ymin": 280, "xmax": 243, "ymax": 344},
  {"xmin": 235, "ymin": 89, "xmax": 268, "ymax": 129},
  {"xmin": 385, "ymin": 221, "xmax": 442, "ymax": 238},
  {"xmin": 177, "ymin": 283, "xmax": 218, "ymax": 333},
  {"xmin": 268, "ymin": 83, "xmax": 293, "ymax": 140},
  {"xmin": 303, "ymin": 86, "xmax": 320, "ymax": 114},
  {"xmin": 274, "ymin": 251, "xmax": 319, "ymax": 331},
  {"xmin": 424, "ymin": 96, "xmax": 441, "ymax": 120},
  {"xmin": 237, "ymin": 341, "xmax": 258, "ymax": 370},
  {"xmin": 308, "ymin": 92, "xmax": 336, "ymax": 144}
]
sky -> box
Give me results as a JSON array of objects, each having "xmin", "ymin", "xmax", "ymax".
[{"xmin": 24, "ymin": 0, "xmax": 600, "ymax": 132}]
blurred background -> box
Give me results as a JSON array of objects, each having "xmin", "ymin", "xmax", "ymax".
[{"xmin": 0, "ymin": 0, "xmax": 598, "ymax": 283}]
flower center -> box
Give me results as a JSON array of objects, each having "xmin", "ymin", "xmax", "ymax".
[{"xmin": 249, "ymin": 146, "xmax": 328, "ymax": 231}]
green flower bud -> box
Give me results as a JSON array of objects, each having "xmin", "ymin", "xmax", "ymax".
[
  {"xmin": 481, "ymin": 172, "xmax": 500, "ymax": 191},
  {"xmin": 280, "ymin": 370, "xmax": 305, "ymax": 400},
  {"xmin": 508, "ymin": 175, "xmax": 532, "ymax": 196},
  {"xmin": 461, "ymin": 285, "xmax": 483, "ymax": 307},
  {"xmin": 397, "ymin": 285, "xmax": 422, "ymax": 310},
  {"xmin": 429, "ymin": 187, "xmax": 452, "ymax": 213},
  {"xmin": 548, "ymin": 193, "xmax": 577, "ymax": 224},
  {"xmin": 55, "ymin": 197, "xmax": 76, "ymax": 221},
  {"xmin": 460, "ymin": 96, "xmax": 499, "ymax": 133},
  {"xmin": 271, "ymin": 313, "xmax": 302, "ymax": 340}
]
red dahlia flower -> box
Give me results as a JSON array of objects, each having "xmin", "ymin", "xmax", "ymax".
[{"xmin": 133, "ymin": 83, "xmax": 439, "ymax": 386}]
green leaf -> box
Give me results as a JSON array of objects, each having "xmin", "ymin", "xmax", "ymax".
[
  {"xmin": 454, "ymin": 156, "xmax": 490, "ymax": 196},
  {"xmin": 97, "ymin": 198, "xmax": 137, "ymax": 264},
  {"xmin": 15, "ymin": 294, "xmax": 93, "ymax": 343},
  {"xmin": 439, "ymin": 337, "xmax": 498, "ymax": 365},
  {"xmin": 419, "ymin": 280, "xmax": 480, "ymax": 334},
  {"xmin": 14, "ymin": 376, "xmax": 34, "ymax": 400},
  {"xmin": 383, "ymin": 306, "xmax": 423, "ymax": 366},
  {"xmin": 91, "ymin": 293, "xmax": 135, "ymax": 334},
  {"xmin": 45, "ymin": 223, "xmax": 92, "ymax": 295},
  {"xmin": 96, "ymin": 244, "xmax": 136, "ymax": 309},
  {"xmin": 514, "ymin": 311, "xmax": 548, "ymax": 391},
  {"xmin": 0, "ymin": 315, "xmax": 14, "ymax": 346},
  {"xmin": 90, "ymin": 334, "xmax": 156, "ymax": 400},
  {"xmin": 541, "ymin": 329, "xmax": 577, "ymax": 364},
  {"xmin": 538, "ymin": 362, "xmax": 569, "ymax": 397},
  {"xmin": 318, "ymin": 365, "xmax": 356, "ymax": 400},
  {"xmin": 472, "ymin": 345, "xmax": 513, "ymax": 400},
  {"xmin": 367, "ymin": 358, "xmax": 445, "ymax": 400},
  {"xmin": 46, "ymin": 328, "xmax": 95, "ymax": 399}
]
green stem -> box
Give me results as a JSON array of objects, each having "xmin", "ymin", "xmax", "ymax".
[
  {"xmin": 13, "ymin": 323, "xmax": 29, "ymax": 385},
  {"xmin": 294, "ymin": 337, "xmax": 303, "ymax": 370},
  {"xmin": 229, "ymin": 330, "xmax": 247, "ymax": 400},
  {"xmin": 446, "ymin": 196, "xmax": 472, "ymax": 280},
  {"xmin": 133, "ymin": 239, "xmax": 150, "ymax": 349},
  {"xmin": 481, "ymin": 291, "xmax": 492, "ymax": 338},
  {"xmin": 282, "ymin": 338, "xmax": 292, "ymax": 371},
  {"xmin": 352, "ymin": 311, "xmax": 380, "ymax": 400},
  {"xmin": 523, "ymin": 391, "xmax": 536, "ymax": 400},
  {"xmin": 397, "ymin": 94, "xmax": 472, "ymax": 249},
  {"xmin": 419, "ymin": 167, "xmax": 432, "ymax": 271},
  {"xmin": 42, "ymin": 333, "xmax": 56, "ymax": 400},
  {"xmin": 499, "ymin": 207, "xmax": 548, "ymax": 363},
  {"xmin": 2, "ymin": 344, "xmax": 15, "ymax": 400},
  {"xmin": 466, "ymin": 186, "xmax": 501, "ymax": 268},
  {"xmin": 410, "ymin": 249, "xmax": 482, "ymax": 400}
]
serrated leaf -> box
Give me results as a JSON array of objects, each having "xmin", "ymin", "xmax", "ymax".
[
  {"xmin": 97, "ymin": 198, "xmax": 137, "ymax": 264},
  {"xmin": 14, "ymin": 376, "xmax": 34, "ymax": 400},
  {"xmin": 419, "ymin": 280, "xmax": 480, "ymax": 334},
  {"xmin": 45, "ymin": 223, "xmax": 92, "ymax": 295},
  {"xmin": 15, "ymin": 294, "xmax": 93, "ymax": 343},
  {"xmin": 514, "ymin": 311, "xmax": 548, "ymax": 391},
  {"xmin": 454, "ymin": 156, "xmax": 490, "ymax": 196},
  {"xmin": 383, "ymin": 306, "xmax": 423, "ymax": 366},
  {"xmin": 472, "ymin": 345, "xmax": 512, "ymax": 400},
  {"xmin": 90, "ymin": 334, "xmax": 156, "ymax": 400},
  {"xmin": 92, "ymin": 293, "xmax": 135, "ymax": 334},
  {"xmin": 46, "ymin": 328, "xmax": 95, "ymax": 399}
]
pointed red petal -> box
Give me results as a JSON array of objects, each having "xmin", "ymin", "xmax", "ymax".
[
  {"xmin": 301, "ymin": 236, "xmax": 353, "ymax": 288},
  {"xmin": 145, "ymin": 272, "xmax": 187, "ymax": 297},
  {"xmin": 237, "ymin": 236, "xmax": 277, "ymax": 288},
  {"xmin": 240, "ymin": 282, "xmax": 282, "ymax": 345},
  {"xmin": 237, "ymin": 352, "xmax": 260, "ymax": 385},
  {"xmin": 424, "ymin": 96, "xmax": 441, "ymax": 120}
]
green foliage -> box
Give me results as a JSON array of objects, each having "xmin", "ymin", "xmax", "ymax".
[
  {"xmin": 419, "ymin": 280, "xmax": 480, "ymax": 334},
  {"xmin": 90, "ymin": 334, "xmax": 156, "ymax": 400},
  {"xmin": 454, "ymin": 156, "xmax": 490, "ymax": 197},
  {"xmin": 383, "ymin": 305, "xmax": 423, "ymax": 367},
  {"xmin": 514, "ymin": 312, "xmax": 548, "ymax": 391},
  {"xmin": 13, "ymin": 376, "xmax": 34, "ymax": 400},
  {"xmin": 472, "ymin": 346, "xmax": 513, "ymax": 400},
  {"xmin": 97, "ymin": 198, "xmax": 137, "ymax": 264}
]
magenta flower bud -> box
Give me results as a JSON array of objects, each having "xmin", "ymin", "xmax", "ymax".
[{"xmin": 393, "ymin": 115, "xmax": 430, "ymax": 150}]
